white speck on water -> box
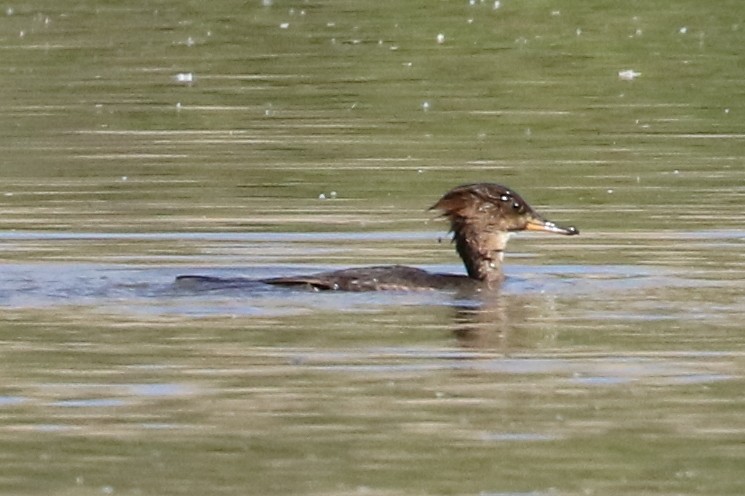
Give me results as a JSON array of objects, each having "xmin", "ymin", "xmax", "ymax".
[
  {"xmin": 679, "ymin": 26, "xmax": 688, "ymax": 34},
  {"xmin": 262, "ymin": 0, "xmax": 273, "ymax": 6},
  {"xmin": 422, "ymin": 101, "xmax": 430, "ymax": 111},
  {"xmin": 576, "ymin": 28, "xmax": 582, "ymax": 36},
  {"xmin": 675, "ymin": 469, "xmax": 698, "ymax": 479},
  {"xmin": 618, "ymin": 69, "xmax": 641, "ymax": 80},
  {"xmin": 318, "ymin": 193, "xmax": 326, "ymax": 200},
  {"xmin": 493, "ymin": 1, "xmax": 501, "ymax": 10},
  {"xmin": 279, "ymin": 22, "xmax": 289, "ymax": 29},
  {"xmin": 6, "ymin": 7, "xmax": 13, "ymax": 15},
  {"xmin": 467, "ymin": 18, "xmax": 474, "ymax": 24},
  {"xmin": 635, "ymin": 28, "xmax": 643, "ymax": 36},
  {"xmin": 674, "ymin": 169, "xmax": 680, "ymax": 175},
  {"xmin": 176, "ymin": 102, "xmax": 181, "ymax": 109},
  {"xmin": 19, "ymin": 30, "xmax": 25, "ymax": 38},
  {"xmin": 185, "ymin": 36, "xmax": 195, "ymax": 47},
  {"xmin": 174, "ymin": 72, "xmax": 194, "ymax": 83},
  {"xmin": 121, "ymin": 176, "xmax": 128, "ymax": 182},
  {"xmin": 329, "ymin": 191, "xmax": 337, "ymax": 199},
  {"xmin": 4, "ymin": 192, "xmax": 13, "ymax": 197},
  {"xmin": 101, "ymin": 486, "xmax": 114, "ymax": 495},
  {"xmin": 724, "ymin": 108, "xmax": 730, "ymax": 114},
  {"xmin": 551, "ymin": 10, "xmax": 561, "ymax": 16},
  {"xmin": 418, "ymin": 169, "xmax": 424, "ymax": 174},
  {"xmin": 436, "ymin": 33, "xmax": 445, "ymax": 44},
  {"xmin": 607, "ymin": 189, "xmax": 614, "ymax": 194}
]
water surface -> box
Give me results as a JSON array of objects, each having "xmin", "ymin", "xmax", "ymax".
[{"xmin": 1, "ymin": 1, "xmax": 745, "ymax": 495}]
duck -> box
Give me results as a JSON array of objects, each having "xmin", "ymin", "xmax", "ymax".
[{"xmin": 249, "ymin": 182, "xmax": 579, "ymax": 291}]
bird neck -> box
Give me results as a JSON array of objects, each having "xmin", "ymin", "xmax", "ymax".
[{"xmin": 451, "ymin": 222, "xmax": 510, "ymax": 283}]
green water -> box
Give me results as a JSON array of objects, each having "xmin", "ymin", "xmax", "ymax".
[{"xmin": 1, "ymin": 1, "xmax": 745, "ymax": 495}]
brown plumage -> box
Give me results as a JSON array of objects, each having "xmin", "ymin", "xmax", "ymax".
[{"xmin": 259, "ymin": 183, "xmax": 578, "ymax": 291}]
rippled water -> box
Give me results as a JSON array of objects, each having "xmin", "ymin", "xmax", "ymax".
[{"xmin": 2, "ymin": 1, "xmax": 745, "ymax": 495}]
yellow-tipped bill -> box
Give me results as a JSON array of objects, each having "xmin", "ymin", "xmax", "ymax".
[{"xmin": 525, "ymin": 216, "xmax": 579, "ymax": 235}]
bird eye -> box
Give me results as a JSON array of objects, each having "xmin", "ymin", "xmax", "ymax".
[{"xmin": 512, "ymin": 202, "xmax": 521, "ymax": 210}]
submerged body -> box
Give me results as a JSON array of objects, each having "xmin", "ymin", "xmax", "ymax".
[
  {"xmin": 260, "ymin": 265, "xmax": 478, "ymax": 291},
  {"xmin": 177, "ymin": 183, "xmax": 579, "ymax": 292}
]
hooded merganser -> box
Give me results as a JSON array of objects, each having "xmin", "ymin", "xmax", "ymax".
[{"xmin": 258, "ymin": 183, "xmax": 578, "ymax": 291}]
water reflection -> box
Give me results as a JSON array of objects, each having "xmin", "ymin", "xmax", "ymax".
[{"xmin": 452, "ymin": 293, "xmax": 523, "ymax": 350}]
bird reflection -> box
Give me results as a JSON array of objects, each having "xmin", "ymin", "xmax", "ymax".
[{"xmin": 449, "ymin": 288, "xmax": 563, "ymax": 351}]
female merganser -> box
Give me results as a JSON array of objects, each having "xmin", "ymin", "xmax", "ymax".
[{"xmin": 255, "ymin": 182, "xmax": 578, "ymax": 291}]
